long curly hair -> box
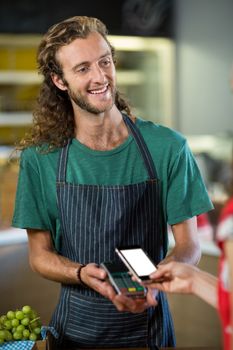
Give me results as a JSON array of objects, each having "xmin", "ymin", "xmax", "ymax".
[{"xmin": 17, "ymin": 16, "xmax": 132, "ymax": 152}]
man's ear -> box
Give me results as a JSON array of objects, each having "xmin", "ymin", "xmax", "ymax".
[{"xmin": 51, "ymin": 73, "xmax": 67, "ymax": 91}]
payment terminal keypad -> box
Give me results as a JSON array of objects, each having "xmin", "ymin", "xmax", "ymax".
[
  {"xmin": 101, "ymin": 262, "xmax": 146, "ymax": 299},
  {"xmin": 111, "ymin": 271, "xmax": 145, "ymax": 298}
]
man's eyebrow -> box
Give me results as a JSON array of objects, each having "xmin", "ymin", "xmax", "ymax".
[
  {"xmin": 99, "ymin": 51, "xmax": 112, "ymax": 59},
  {"xmin": 71, "ymin": 51, "xmax": 112, "ymax": 72}
]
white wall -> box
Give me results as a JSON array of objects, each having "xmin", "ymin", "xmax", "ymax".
[{"xmin": 175, "ymin": 0, "xmax": 233, "ymax": 135}]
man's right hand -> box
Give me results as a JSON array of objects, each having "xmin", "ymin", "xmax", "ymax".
[
  {"xmin": 79, "ymin": 263, "xmax": 117, "ymax": 299},
  {"xmin": 80, "ymin": 264, "xmax": 158, "ymax": 313}
]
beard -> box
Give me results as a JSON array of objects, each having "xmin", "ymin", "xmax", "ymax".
[{"xmin": 67, "ymin": 85, "xmax": 116, "ymax": 115}]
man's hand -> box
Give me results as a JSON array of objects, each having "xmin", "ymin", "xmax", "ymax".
[
  {"xmin": 80, "ymin": 263, "xmax": 116, "ymax": 299},
  {"xmin": 110, "ymin": 287, "xmax": 158, "ymax": 313},
  {"xmin": 80, "ymin": 264, "xmax": 158, "ymax": 313}
]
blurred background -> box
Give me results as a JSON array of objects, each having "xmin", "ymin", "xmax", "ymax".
[{"xmin": 0, "ymin": 0, "xmax": 233, "ymax": 347}]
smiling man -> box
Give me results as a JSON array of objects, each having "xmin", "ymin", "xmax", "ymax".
[
  {"xmin": 12, "ymin": 16, "xmax": 213, "ymax": 349},
  {"xmin": 52, "ymin": 32, "xmax": 116, "ymax": 117}
]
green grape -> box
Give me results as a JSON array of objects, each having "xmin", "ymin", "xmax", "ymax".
[
  {"xmin": 34, "ymin": 326, "xmax": 41, "ymax": 335},
  {"xmin": 13, "ymin": 331, "xmax": 23, "ymax": 340},
  {"xmin": 0, "ymin": 315, "xmax": 7, "ymax": 324},
  {"xmin": 16, "ymin": 324, "xmax": 25, "ymax": 333},
  {"xmin": 0, "ymin": 305, "xmax": 43, "ymax": 342},
  {"xmin": 3, "ymin": 320, "xmax": 12, "ymax": 330},
  {"xmin": 0, "ymin": 330, "xmax": 5, "ymax": 340},
  {"xmin": 30, "ymin": 310, "xmax": 38, "ymax": 320},
  {"xmin": 6, "ymin": 311, "xmax": 15, "ymax": 320},
  {"xmin": 22, "ymin": 305, "xmax": 32, "ymax": 314},
  {"xmin": 11, "ymin": 318, "xmax": 19, "ymax": 327},
  {"xmin": 30, "ymin": 320, "xmax": 40, "ymax": 329},
  {"xmin": 4, "ymin": 330, "xmax": 12, "ymax": 341},
  {"xmin": 23, "ymin": 329, "xmax": 30, "ymax": 339},
  {"xmin": 15, "ymin": 311, "xmax": 24, "ymax": 320},
  {"xmin": 21, "ymin": 317, "xmax": 30, "ymax": 326},
  {"xmin": 29, "ymin": 332, "xmax": 37, "ymax": 341}
]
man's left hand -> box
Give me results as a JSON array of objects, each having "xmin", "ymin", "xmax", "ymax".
[{"xmin": 110, "ymin": 288, "xmax": 158, "ymax": 313}]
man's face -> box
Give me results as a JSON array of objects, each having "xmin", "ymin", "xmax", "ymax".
[{"xmin": 54, "ymin": 32, "xmax": 116, "ymax": 115}]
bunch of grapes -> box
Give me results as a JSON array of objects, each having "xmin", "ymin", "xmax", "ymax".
[{"xmin": 0, "ymin": 305, "xmax": 42, "ymax": 344}]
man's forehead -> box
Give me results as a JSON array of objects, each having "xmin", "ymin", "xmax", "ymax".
[{"xmin": 56, "ymin": 32, "xmax": 112, "ymax": 70}]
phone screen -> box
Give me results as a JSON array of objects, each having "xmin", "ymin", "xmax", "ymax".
[{"xmin": 117, "ymin": 247, "xmax": 156, "ymax": 279}]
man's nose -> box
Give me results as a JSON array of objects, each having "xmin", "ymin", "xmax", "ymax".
[{"xmin": 92, "ymin": 64, "xmax": 106, "ymax": 83}]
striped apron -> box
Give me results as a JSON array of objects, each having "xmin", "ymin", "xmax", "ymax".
[{"xmin": 51, "ymin": 114, "xmax": 175, "ymax": 349}]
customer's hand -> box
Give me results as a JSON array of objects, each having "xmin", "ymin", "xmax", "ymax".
[{"xmin": 144, "ymin": 261, "xmax": 198, "ymax": 294}]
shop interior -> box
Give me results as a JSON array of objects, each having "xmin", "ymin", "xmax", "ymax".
[{"xmin": 0, "ymin": 0, "xmax": 233, "ymax": 348}]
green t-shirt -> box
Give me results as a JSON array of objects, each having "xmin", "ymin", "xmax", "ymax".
[{"xmin": 12, "ymin": 117, "xmax": 213, "ymax": 251}]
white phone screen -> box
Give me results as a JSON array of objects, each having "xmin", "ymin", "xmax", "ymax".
[{"xmin": 120, "ymin": 248, "xmax": 156, "ymax": 276}]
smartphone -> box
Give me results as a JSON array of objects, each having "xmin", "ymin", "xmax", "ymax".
[
  {"xmin": 100, "ymin": 261, "xmax": 146, "ymax": 299},
  {"xmin": 115, "ymin": 245, "xmax": 157, "ymax": 282}
]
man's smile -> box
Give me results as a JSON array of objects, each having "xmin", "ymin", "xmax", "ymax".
[{"xmin": 88, "ymin": 84, "xmax": 109, "ymax": 95}]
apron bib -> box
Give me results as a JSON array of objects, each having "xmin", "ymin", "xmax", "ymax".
[{"xmin": 51, "ymin": 114, "xmax": 175, "ymax": 348}]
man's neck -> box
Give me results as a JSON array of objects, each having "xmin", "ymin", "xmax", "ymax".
[{"xmin": 74, "ymin": 107, "xmax": 129, "ymax": 151}]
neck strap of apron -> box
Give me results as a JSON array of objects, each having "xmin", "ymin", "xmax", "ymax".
[
  {"xmin": 57, "ymin": 115, "xmax": 158, "ymax": 183},
  {"xmin": 57, "ymin": 139, "xmax": 72, "ymax": 183},
  {"xmin": 122, "ymin": 114, "xmax": 158, "ymax": 180}
]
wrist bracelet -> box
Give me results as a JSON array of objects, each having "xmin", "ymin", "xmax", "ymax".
[{"xmin": 77, "ymin": 264, "xmax": 87, "ymax": 287}]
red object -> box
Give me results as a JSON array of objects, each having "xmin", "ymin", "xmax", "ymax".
[
  {"xmin": 197, "ymin": 213, "xmax": 210, "ymax": 227},
  {"xmin": 216, "ymin": 197, "xmax": 233, "ymax": 350}
]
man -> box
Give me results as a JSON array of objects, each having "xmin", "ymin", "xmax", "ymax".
[{"xmin": 12, "ymin": 16, "xmax": 213, "ymax": 348}]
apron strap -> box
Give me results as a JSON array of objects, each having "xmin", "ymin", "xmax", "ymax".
[
  {"xmin": 57, "ymin": 139, "xmax": 71, "ymax": 183},
  {"xmin": 122, "ymin": 114, "xmax": 158, "ymax": 180}
]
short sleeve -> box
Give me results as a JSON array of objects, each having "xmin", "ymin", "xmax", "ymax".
[
  {"xmin": 166, "ymin": 140, "xmax": 214, "ymax": 225},
  {"xmin": 12, "ymin": 150, "xmax": 50, "ymax": 230}
]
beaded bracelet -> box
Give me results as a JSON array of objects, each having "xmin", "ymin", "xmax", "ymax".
[{"xmin": 76, "ymin": 264, "xmax": 87, "ymax": 287}]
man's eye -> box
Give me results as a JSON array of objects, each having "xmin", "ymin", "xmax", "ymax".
[
  {"xmin": 100, "ymin": 59, "xmax": 111, "ymax": 67},
  {"xmin": 77, "ymin": 67, "xmax": 89, "ymax": 73}
]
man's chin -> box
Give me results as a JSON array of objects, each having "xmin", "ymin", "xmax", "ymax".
[
  {"xmin": 86, "ymin": 101, "xmax": 114, "ymax": 115},
  {"xmin": 71, "ymin": 92, "xmax": 115, "ymax": 114}
]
